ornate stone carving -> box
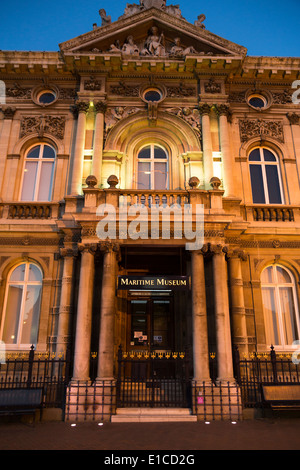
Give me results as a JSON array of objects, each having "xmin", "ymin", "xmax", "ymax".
[
  {"xmin": 166, "ymin": 107, "xmax": 202, "ymax": 138},
  {"xmin": 215, "ymin": 104, "xmax": 231, "ymax": 117},
  {"xmin": 140, "ymin": 26, "xmax": 166, "ymax": 57},
  {"xmin": 119, "ymin": 1, "xmax": 183, "ymax": 19},
  {"xmin": 122, "ymin": 36, "xmax": 140, "ymax": 56},
  {"xmin": 204, "ymin": 78, "xmax": 221, "ymax": 94},
  {"xmin": 84, "ymin": 77, "xmax": 102, "ymax": 91},
  {"xmin": 239, "ymin": 119, "xmax": 284, "ymax": 143},
  {"xmin": 287, "ymin": 113, "xmax": 299, "ymax": 125},
  {"xmin": 194, "ymin": 14, "xmax": 206, "ymax": 29},
  {"xmin": 75, "ymin": 101, "xmax": 90, "ymax": 114},
  {"xmin": 20, "ymin": 115, "xmax": 66, "ymax": 140},
  {"xmin": 105, "ymin": 106, "xmax": 140, "ymax": 135},
  {"xmin": 166, "ymin": 83, "xmax": 195, "ymax": 98},
  {"xmin": 58, "ymin": 87, "xmax": 77, "ymax": 100},
  {"xmin": 169, "ymin": 37, "xmax": 198, "ymax": 57},
  {"xmin": 272, "ymin": 89, "xmax": 292, "ymax": 105},
  {"xmin": 94, "ymin": 101, "xmax": 107, "ymax": 114},
  {"xmin": 228, "ymin": 91, "xmax": 246, "ymax": 103},
  {"xmin": 99, "ymin": 9, "xmax": 111, "ymax": 26},
  {"xmin": 60, "ymin": 247, "xmax": 78, "ymax": 258},
  {"xmin": 198, "ymin": 104, "xmax": 212, "ymax": 115},
  {"xmin": 1, "ymin": 106, "xmax": 16, "ymax": 119},
  {"xmin": 110, "ymin": 82, "xmax": 140, "ymax": 97},
  {"xmin": 6, "ymin": 83, "xmax": 32, "ymax": 99},
  {"xmin": 78, "ymin": 242, "xmax": 98, "ymax": 254}
]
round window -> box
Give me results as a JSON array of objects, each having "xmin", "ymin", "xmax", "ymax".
[
  {"xmin": 248, "ymin": 94, "xmax": 267, "ymax": 109},
  {"xmin": 38, "ymin": 91, "xmax": 56, "ymax": 105},
  {"xmin": 143, "ymin": 89, "xmax": 162, "ymax": 102}
]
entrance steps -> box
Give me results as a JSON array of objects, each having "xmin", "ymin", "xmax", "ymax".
[{"xmin": 111, "ymin": 407, "xmax": 197, "ymax": 423}]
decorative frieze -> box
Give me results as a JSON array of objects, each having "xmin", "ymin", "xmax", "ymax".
[
  {"xmin": 272, "ymin": 89, "xmax": 292, "ymax": 105},
  {"xmin": 228, "ymin": 91, "xmax": 246, "ymax": 103},
  {"xmin": 20, "ymin": 115, "xmax": 66, "ymax": 140},
  {"xmin": 204, "ymin": 78, "xmax": 221, "ymax": 94},
  {"xmin": 239, "ymin": 118, "xmax": 284, "ymax": 143},
  {"xmin": 84, "ymin": 77, "xmax": 102, "ymax": 91},
  {"xmin": 166, "ymin": 83, "xmax": 195, "ymax": 98},
  {"xmin": 110, "ymin": 82, "xmax": 140, "ymax": 97},
  {"xmin": 6, "ymin": 83, "xmax": 32, "ymax": 99}
]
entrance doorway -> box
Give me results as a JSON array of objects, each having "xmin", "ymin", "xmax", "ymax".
[
  {"xmin": 116, "ymin": 293, "xmax": 191, "ymax": 408},
  {"xmin": 128, "ymin": 297, "xmax": 173, "ymax": 353}
]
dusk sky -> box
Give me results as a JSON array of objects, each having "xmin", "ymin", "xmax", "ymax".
[{"xmin": 0, "ymin": 0, "xmax": 299, "ymax": 56}]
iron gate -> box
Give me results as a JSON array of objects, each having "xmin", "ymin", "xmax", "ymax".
[{"xmin": 116, "ymin": 346, "xmax": 191, "ymax": 408}]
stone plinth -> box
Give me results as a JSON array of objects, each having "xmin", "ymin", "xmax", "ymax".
[{"xmin": 65, "ymin": 381, "xmax": 116, "ymax": 422}]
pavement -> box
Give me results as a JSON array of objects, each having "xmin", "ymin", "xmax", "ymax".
[{"xmin": 0, "ymin": 417, "xmax": 300, "ymax": 452}]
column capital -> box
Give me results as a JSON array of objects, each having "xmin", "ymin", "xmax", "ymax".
[
  {"xmin": 214, "ymin": 104, "xmax": 231, "ymax": 118},
  {"xmin": 198, "ymin": 103, "xmax": 212, "ymax": 116},
  {"xmin": 208, "ymin": 243, "xmax": 228, "ymax": 255},
  {"xmin": 59, "ymin": 247, "xmax": 79, "ymax": 258},
  {"xmin": 287, "ymin": 112, "xmax": 299, "ymax": 125},
  {"xmin": 190, "ymin": 243, "xmax": 209, "ymax": 256},
  {"xmin": 71, "ymin": 101, "xmax": 90, "ymax": 118},
  {"xmin": 94, "ymin": 100, "xmax": 107, "ymax": 114},
  {"xmin": 226, "ymin": 248, "xmax": 247, "ymax": 261},
  {"xmin": 78, "ymin": 242, "xmax": 98, "ymax": 255},
  {"xmin": 99, "ymin": 241, "xmax": 121, "ymax": 259},
  {"xmin": 1, "ymin": 106, "xmax": 17, "ymax": 119}
]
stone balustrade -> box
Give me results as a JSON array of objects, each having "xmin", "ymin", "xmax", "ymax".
[
  {"xmin": 0, "ymin": 202, "xmax": 60, "ymax": 219},
  {"xmin": 248, "ymin": 205, "xmax": 298, "ymax": 222}
]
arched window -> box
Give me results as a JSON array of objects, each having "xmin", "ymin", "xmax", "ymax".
[
  {"xmin": 137, "ymin": 144, "xmax": 169, "ymax": 190},
  {"xmin": 249, "ymin": 147, "xmax": 284, "ymax": 204},
  {"xmin": 20, "ymin": 144, "xmax": 56, "ymax": 201},
  {"xmin": 0, "ymin": 262, "xmax": 43, "ymax": 348},
  {"xmin": 261, "ymin": 265, "xmax": 300, "ymax": 348}
]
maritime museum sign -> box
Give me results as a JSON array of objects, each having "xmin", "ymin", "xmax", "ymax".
[{"xmin": 118, "ymin": 275, "xmax": 190, "ymax": 291}]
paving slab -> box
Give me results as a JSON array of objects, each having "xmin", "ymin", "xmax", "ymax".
[{"xmin": 0, "ymin": 418, "xmax": 300, "ymax": 451}]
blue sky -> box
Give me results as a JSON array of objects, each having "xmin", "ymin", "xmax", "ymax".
[{"xmin": 0, "ymin": 0, "xmax": 299, "ymax": 56}]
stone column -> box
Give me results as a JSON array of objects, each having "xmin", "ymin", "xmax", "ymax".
[
  {"xmin": 199, "ymin": 104, "xmax": 214, "ymax": 189},
  {"xmin": 227, "ymin": 250, "xmax": 248, "ymax": 356},
  {"xmin": 215, "ymin": 105, "xmax": 235, "ymax": 197},
  {"xmin": 211, "ymin": 244, "xmax": 234, "ymax": 383},
  {"xmin": 0, "ymin": 107, "xmax": 16, "ymax": 196},
  {"xmin": 92, "ymin": 101, "xmax": 106, "ymax": 186},
  {"xmin": 191, "ymin": 246, "xmax": 211, "ymax": 383},
  {"xmin": 96, "ymin": 242, "xmax": 119, "ymax": 381},
  {"xmin": 72, "ymin": 243, "xmax": 97, "ymax": 382},
  {"xmin": 69, "ymin": 101, "xmax": 89, "ymax": 196},
  {"xmin": 56, "ymin": 246, "xmax": 77, "ymax": 357}
]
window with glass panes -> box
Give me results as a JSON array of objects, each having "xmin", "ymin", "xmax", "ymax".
[
  {"xmin": 261, "ymin": 265, "xmax": 300, "ymax": 348},
  {"xmin": 137, "ymin": 144, "xmax": 169, "ymax": 190},
  {"xmin": 0, "ymin": 263, "xmax": 43, "ymax": 348},
  {"xmin": 20, "ymin": 144, "xmax": 56, "ymax": 201},
  {"xmin": 249, "ymin": 147, "xmax": 284, "ymax": 204}
]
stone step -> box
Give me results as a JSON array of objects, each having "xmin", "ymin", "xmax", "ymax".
[{"xmin": 111, "ymin": 407, "xmax": 197, "ymax": 422}]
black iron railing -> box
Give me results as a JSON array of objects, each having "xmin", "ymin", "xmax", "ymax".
[
  {"xmin": 116, "ymin": 346, "xmax": 191, "ymax": 408},
  {"xmin": 233, "ymin": 345, "xmax": 300, "ymax": 408},
  {"xmin": 0, "ymin": 345, "xmax": 71, "ymax": 411}
]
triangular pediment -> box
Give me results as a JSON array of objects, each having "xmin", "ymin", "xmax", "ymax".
[{"xmin": 59, "ymin": 7, "xmax": 247, "ymax": 60}]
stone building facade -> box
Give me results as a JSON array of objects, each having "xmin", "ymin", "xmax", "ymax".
[{"xmin": 0, "ymin": 0, "xmax": 300, "ymax": 421}]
